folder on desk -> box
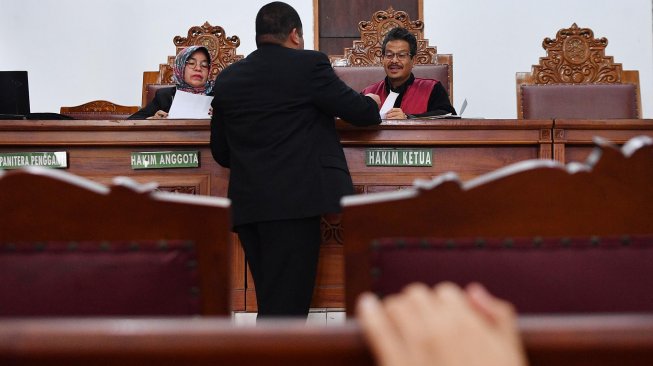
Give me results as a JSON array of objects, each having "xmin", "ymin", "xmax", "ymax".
[{"xmin": 410, "ymin": 98, "xmax": 467, "ymax": 120}]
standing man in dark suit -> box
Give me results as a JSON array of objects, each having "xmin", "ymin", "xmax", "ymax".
[{"xmin": 210, "ymin": 1, "xmax": 381, "ymax": 318}]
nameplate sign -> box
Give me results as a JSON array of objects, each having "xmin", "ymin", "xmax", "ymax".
[
  {"xmin": 0, "ymin": 152, "xmax": 68, "ymax": 169},
  {"xmin": 131, "ymin": 151, "xmax": 199, "ymax": 170},
  {"xmin": 366, "ymin": 148, "xmax": 433, "ymax": 167}
]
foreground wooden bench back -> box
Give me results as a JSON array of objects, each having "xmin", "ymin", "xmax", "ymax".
[
  {"xmin": 0, "ymin": 315, "xmax": 652, "ymax": 366},
  {"xmin": 369, "ymin": 235, "xmax": 653, "ymax": 313},
  {"xmin": 0, "ymin": 167, "xmax": 232, "ymax": 316},
  {"xmin": 342, "ymin": 136, "xmax": 653, "ymax": 312}
]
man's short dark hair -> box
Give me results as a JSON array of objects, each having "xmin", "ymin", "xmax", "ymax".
[
  {"xmin": 256, "ymin": 2, "xmax": 303, "ymax": 46},
  {"xmin": 381, "ymin": 27, "xmax": 417, "ymax": 57}
]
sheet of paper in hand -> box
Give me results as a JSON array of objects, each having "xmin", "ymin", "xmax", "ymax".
[
  {"xmin": 379, "ymin": 91, "xmax": 399, "ymax": 119},
  {"xmin": 167, "ymin": 90, "xmax": 213, "ymax": 119}
]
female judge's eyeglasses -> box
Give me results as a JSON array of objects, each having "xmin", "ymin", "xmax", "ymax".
[{"xmin": 185, "ymin": 59, "xmax": 210, "ymax": 70}]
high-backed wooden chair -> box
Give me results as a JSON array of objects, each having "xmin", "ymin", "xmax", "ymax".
[
  {"xmin": 0, "ymin": 167, "xmax": 231, "ymax": 316},
  {"xmin": 330, "ymin": 7, "xmax": 453, "ymax": 100},
  {"xmin": 517, "ymin": 23, "xmax": 641, "ymax": 119},
  {"xmin": 141, "ymin": 21, "xmax": 244, "ymax": 107},
  {"xmin": 342, "ymin": 135, "xmax": 653, "ymax": 313},
  {"xmin": 60, "ymin": 100, "xmax": 139, "ymax": 120}
]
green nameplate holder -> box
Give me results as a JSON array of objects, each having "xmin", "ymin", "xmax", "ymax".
[
  {"xmin": 366, "ymin": 148, "xmax": 433, "ymax": 167},
  {"xmin": 131, "ymin": 151, "xmax": 199, "ymax": 169},
  {"xmin": 0, "ymin": 152, "xmax": 68, "ymax": 169}
]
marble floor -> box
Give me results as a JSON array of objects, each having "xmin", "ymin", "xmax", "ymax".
[{"xmin": 232, "ymin": 308, "xmax": 346, "ymax": 326}]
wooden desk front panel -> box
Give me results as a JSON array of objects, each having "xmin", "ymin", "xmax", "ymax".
[
  {"xmin": 0, "ymin": 119, "xmax": 553, "ymax": 312},
  {"xmin": 553, "ymin": 119, "xmax": 653, "ymax": 163}
]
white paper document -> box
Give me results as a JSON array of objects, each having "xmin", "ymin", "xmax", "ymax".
[
  {"xmin": 379, "ymin": 91, "xmax": 399, "ymax": 119},
  {"xmin": 167, "ymin": 90, "xmax": 214, "ymax": 119}
]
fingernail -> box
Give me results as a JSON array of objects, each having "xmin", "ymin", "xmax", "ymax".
[
  {"xmin": 467, "ymin": 282, "xmax": 493, "ymax": 304},
  {"xmin": 357, "ymin": 292, "xmax": 380, "ymax": 311}
]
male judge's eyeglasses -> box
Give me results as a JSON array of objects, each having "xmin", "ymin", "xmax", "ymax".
[{"xmin": 382, "ymin": 52, "xmax": 411, "ymax": 61}]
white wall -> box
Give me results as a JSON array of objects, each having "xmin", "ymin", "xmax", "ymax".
[
  {"xmin": 1, "ymin": 0, "xmax": 651, "ymax": 118},
  {"xmin": 425, "ymin": 0, "xmax": 653, "ymax": 118},
  {"xmin": 0, "ymin": 0, "xmax": 314, "ymax": 113}
]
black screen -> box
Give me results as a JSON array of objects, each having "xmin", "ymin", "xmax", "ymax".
[{"xmin": 0, "ymin": 71, "xmax": 30, "ymax": 115}]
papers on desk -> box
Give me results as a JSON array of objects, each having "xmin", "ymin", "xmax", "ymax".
[
  {"xmin": 379, "ymin": 91, "xmax": 399, "ymax": 119},
  {"xmin": 409, "ymin": 98, "xmax": 469, "ymax": 119},
  {"xmin": 167, "ymin": 90, "xmax": 213, "ymax": 119},
  {"xmin": 458, "ymin": 98, "xmax": 468, "ymax": 117},
  {"xmin": 415, "ymin": 113, "xmax": 460, "ymax": 119}
]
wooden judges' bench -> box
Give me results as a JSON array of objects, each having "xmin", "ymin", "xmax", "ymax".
[{"xmin": 1, "ymin": 118, "xmax": 651, "ymax": 311}]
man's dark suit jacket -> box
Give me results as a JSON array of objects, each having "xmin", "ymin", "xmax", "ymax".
[
  {"xmin": 128, "ymin": 87, "xmax": 176, "ymax": 120},
  {"xmin": 210, "ymin": 44, "xmax": 381, "ymax": 227}
]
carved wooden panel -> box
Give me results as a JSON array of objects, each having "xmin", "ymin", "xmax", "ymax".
[
  {"xmin": 60, "ymin": 100, "xmax": 139, "ymax": 114},
  {"xmin": 156, "ymin": 186, "xmax": 198, "ymax": 195},
  {"xmin": 330, "ymin": 7, "xmax": 437, "ymax": 66},
  {"xmin": 321, "ymin": 213, "xmax": 344, "ymax": 245},
  {"xmin": 154, "ymin": 22, "xmax": 244, "ymax": 85},
  {"xmin": 529, "ymin": 23, "xmax": 623, "ymax": 84},
  {"xmin": 353, "ymin": 185, "xmax": 366, "ymax": 194}
]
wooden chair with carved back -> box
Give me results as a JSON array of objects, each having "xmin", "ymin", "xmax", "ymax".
[
  {"xmin": 0, "ymin": 167, "xmax": 231, "ymax": 316},
  {"xmin": 517, "ymin": 23, "xmax": 641, "ymax": 119},
  {"xmin": 141, "ymin": 21, "xmax": 244, "ymax": 108},
  {"xmin": 342, "ymin": 135, "xmax": 653, "ymax": 314},
  {"xmin": 60, "ymin": 100, "xmax": 139, "ymax": 120},
  {"xmin": 329, "ymin": 7, "xmax": 453, "ymax": 102}
]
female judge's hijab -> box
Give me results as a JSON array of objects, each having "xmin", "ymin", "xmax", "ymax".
[{"xmin": 173, "ymin": 45, "xmax": 214, "ymax": 95}]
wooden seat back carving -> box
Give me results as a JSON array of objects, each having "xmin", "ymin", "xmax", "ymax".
[
  {"xmin": 342, "ymin": 135, "xmax": 653, "ymax": 313},
  {"xmin": 141, "ymin": 22, "xmax": 244, "ymax": 107},
  {"xmin": 516, "ymin": 23, "xmax": 641, "ymax": 119},
  {"xmin": 60, "ymin": 100, "xmax": 139, "ymax": 120},
  {"xmin": 329, "ymin": 7, "xmax": 453, "ymax": 101},
  {"xmin": 0, "ymin": 167, "xmax": 232, "ymax": 316}
]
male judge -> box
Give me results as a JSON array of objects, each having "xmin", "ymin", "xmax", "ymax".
[
  {"xmin": 210, "ymin": 2, "xmax": 381, "ymax": 318},
  {"xmin": 362, "ymin": 27, "xmax": 456, "ymax": 119}
]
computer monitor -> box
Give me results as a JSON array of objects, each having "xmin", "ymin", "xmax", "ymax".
[{"xmin": 0, "ymin": 71, "xmax": 30, "ymax": 116}]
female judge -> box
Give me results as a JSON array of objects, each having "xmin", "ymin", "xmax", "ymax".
[{"xmin": 129, "ymin": 45, "xmax": 214, "ymax": 119}]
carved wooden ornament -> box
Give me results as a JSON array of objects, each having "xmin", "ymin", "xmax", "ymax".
[
  {"xmin": 530, "ymin": 23, "xmax": 623, "ymax": 84},
  {"xmin": 61, "ymin": 100, "xmax": 136, "ymax": 113}
]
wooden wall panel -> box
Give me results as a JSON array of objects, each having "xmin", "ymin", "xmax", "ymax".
[{"xmin": 315, "ymin": 0, "xmax": 420, "ymax": 55}]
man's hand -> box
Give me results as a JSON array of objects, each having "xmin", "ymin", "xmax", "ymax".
[
  {"xmin": 356, "ymin": 282, "xmax": 527, "ymax": 366},
  {"xmin": 385, "ymin": 108, "xmax": 407, "ymax": 119},
  {"xmin": 146, "ymin": 110, "xmax": 168, "ymax": 119},
  {"xmin": 365, "ymin": 93, "xmax": 382, "ymax": 108}
]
